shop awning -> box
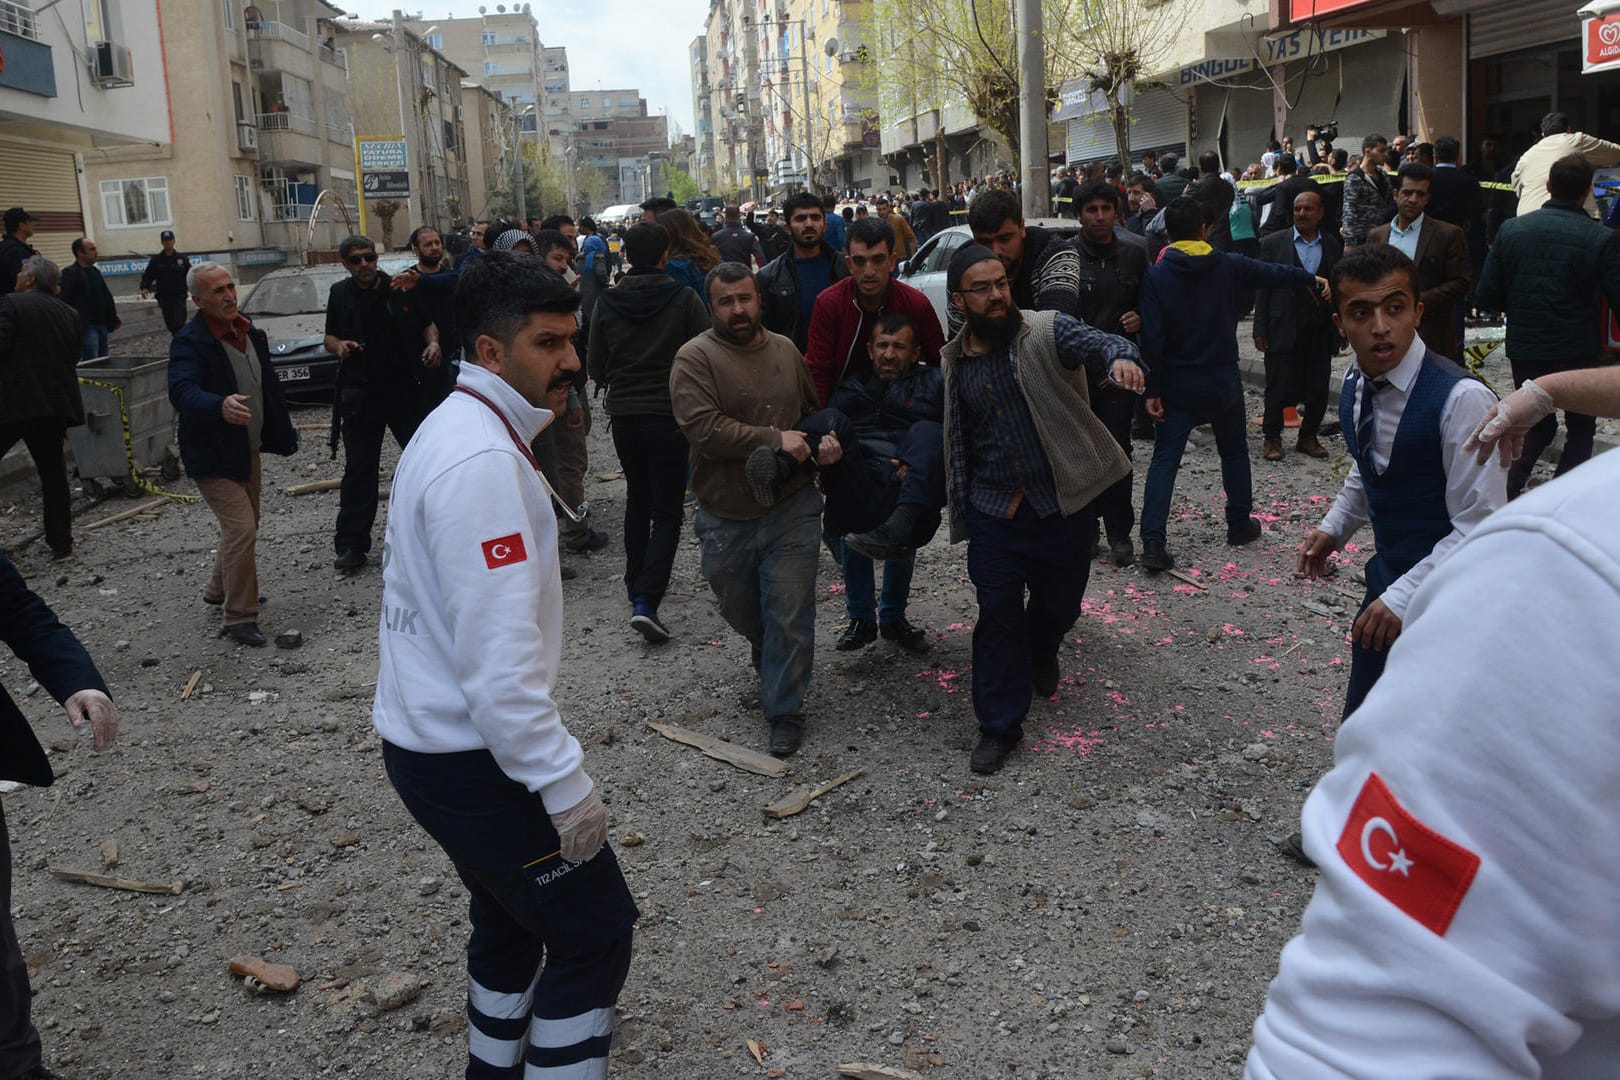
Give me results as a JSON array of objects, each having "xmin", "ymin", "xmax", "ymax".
[{"xmin": 1580, "ymin": 0, "xmax": 1620, "ymax": 72}]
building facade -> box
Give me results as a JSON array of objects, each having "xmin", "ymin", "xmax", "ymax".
[
  {"xmin": 690, "ymin": 35, "xmax": 718, "ymax": 193},
  {"xmin": 572, "ymin": 92, "xmax": 670, "ymax": 208},
  {"xmin": 461, "ymin": 79, "xmax": 514, "ymax": 221},
  {"xmin": 0, "ymin": 0, "xmax": 171, "ymax": 272},
  {"xmin": 79, "ymin": 0, "xmax": 355, "ymax": 294}
]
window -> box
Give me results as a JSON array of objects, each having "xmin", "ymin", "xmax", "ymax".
[
  {"xmin": 481, "ymin": 31, "xmax": 496, "ymax": 46},
  {"xmin": 100, "ymin": 178, "xmax": 171, "ymax": 228},
  {"xmin": 484, "ymin": 61, "xmax": 498, "ymax": 76},
  {"xmin": 222, "ymin": 0, "xmax": 235, "ymax": 30},
  {"xmin": 579, "ymin": 97, "xmax": 591, "ymax": 108},
  {"xmin": 426, "ymin": 33, "xmax": 442, "ymax": 49},
  {"xmin": 234, "ymin": 174, "xmax": 256, "ymax": 221}
]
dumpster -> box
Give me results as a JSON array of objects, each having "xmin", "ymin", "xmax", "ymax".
[{"xmin": 68, "ymin": 355, "xmax": 180, "ymax": 496}]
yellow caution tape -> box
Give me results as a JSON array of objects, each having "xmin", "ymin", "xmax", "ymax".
[
  {"xmin": 1460, "ymin": 339, "xmax": 1506, "ymax": 396},
  {"xmin": 76, "ymin": 376, "xmax": 199, "ymax": 503}
]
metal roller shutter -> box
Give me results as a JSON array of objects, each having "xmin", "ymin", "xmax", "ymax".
[
  {"xmin": 1067, "ymin": 84, "xmax": 1188, "ymax": 165},
  {"xmin": 1469, "ymin": 0, "xmax": 1580, "ymax": 58},
  {"xmin": 0, "ymin": 139, "xmax": 84, "ymax": 265}
]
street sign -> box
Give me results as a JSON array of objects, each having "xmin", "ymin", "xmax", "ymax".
[
  {"xmin": 357, "ymin": 137, "xmax": 410, "ymax": 199},
  {"xmin": 362, "ymin": 170, "xmax": 411, "ymax": 197}
]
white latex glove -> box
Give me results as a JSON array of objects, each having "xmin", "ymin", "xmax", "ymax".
[
  {"xmin": 1463, "ymin": 379, "xmax": 1556, "ymax": 467},
  {"xmin": 64, "ymin": 688, "xmax": 118, "ymax": 751},
  {"xmin": 549, "ymin": 786, "xmax": 608, "ymax": 864}
]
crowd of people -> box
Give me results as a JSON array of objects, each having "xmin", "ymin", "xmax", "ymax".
[{"xmin": 4, "ymin": 107, "xmax": 1620, "ymax": 1079}]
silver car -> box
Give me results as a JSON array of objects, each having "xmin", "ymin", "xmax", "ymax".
[{"xmin": 896, "ymin": 219, "xmax": 1083, "ymax": 328}]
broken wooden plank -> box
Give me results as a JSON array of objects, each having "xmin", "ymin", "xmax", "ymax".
[
  {"xmin": 746, "ymin": 1039, "xmax": 767, "ymax": 1065},
  {"xmin": 838, "ymin": 1065, "xmax": 930, "ymax": 1080},
  {"xmin": 85, "ymin": 498, "xmax": 167, "ymax": 530},
  {"xmin": 764, "ymin": 768, "xmax": 865, "ymax": 819},
  {"xmin": 180, "ymin": 670, "xmax": 203, "ymax": 701},
  {"xmin": 646, "ymin": 721, "xmax": 787, "ymax": 777},
  {"xmin": 1165, "ymin": 568, "xmax": 1207, "ymax": 591},
  {"xmin": 283, "ymin": 478, "xmax": 343, "ymax": 496},
  {"xmin": 47, "ymin": 864, "xmax": 183, "ymax": 895}
]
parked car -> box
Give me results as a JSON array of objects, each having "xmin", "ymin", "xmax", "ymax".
[
  {"xmin": 897, "ymin": 219, "xmax": 1082, "ymax": 329},
  {"xmin": 238, "ymin": 255, "xmax": 416, "ymax": 402}
]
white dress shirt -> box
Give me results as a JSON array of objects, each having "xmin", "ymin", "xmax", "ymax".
[
  {"xmin": 1386, "ymin": 212, "xmax": 1424, "ymax": 259},
  {"xmin": 1318, "ymin": 335, "xmax": 1506, "ymax": 619}
]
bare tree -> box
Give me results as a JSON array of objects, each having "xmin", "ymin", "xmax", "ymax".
[{"xmin": 1052, "ymin": 0, "xmax": 1192, "ymax": 167}]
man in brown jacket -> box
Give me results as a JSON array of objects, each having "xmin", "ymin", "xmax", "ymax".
[
  {"xmin": 670, "ymin": 263, "xmax": 829, "ymax": 758},
  {"xmin": 1366, "ymin": 163, "xmax": 1470, "ymax": 359}
]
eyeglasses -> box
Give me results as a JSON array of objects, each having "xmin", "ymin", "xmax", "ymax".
[
  {"xmin": 346, "ymin": 252, "xmax": 379, "ymax": 265},
  {"xmin": 957, "ymin": 278, "xmax": 1011, "ymax": 297}
]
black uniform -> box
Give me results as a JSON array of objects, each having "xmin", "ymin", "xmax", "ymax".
[
  {"xmin": 0, "ymin": 237, "xmax": 36, "ymax": 297},
  {"xmin": 324, "ymin": 272, "xmax": 423, "ymax": 558},
  {"xmin": 140, "ymin": 250, "xmax": 193, "ymax": 334}
]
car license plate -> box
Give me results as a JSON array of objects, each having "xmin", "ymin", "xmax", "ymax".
[{"xmin": 277, "ymin": 366, "xmax": 311, "ymax": 383}]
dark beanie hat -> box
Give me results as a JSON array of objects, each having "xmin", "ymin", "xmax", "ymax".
[{"xmin": 946, "ymin": 244, "xmax": 998, "ymax": 293}]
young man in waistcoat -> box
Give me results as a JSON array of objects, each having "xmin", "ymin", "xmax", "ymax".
[{"xmin": 1298, "ymin": 244, "xmax": 1505, "ymax": 718}]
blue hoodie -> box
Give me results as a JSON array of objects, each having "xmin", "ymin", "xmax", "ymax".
[{"xmin": 1139, "ymin": 246, "xmax": 1316, "ymax": 397}]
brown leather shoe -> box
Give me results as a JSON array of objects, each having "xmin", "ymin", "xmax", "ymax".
[
  {"xmin": 1262, "ymin": 437, "xmax": 1284, "ymax": 461},
  {"xmin": 1295, "ymin": 435, "xmax": 1330, "ymax": 459}
]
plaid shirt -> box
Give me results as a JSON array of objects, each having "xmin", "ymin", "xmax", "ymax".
[{"xmin": 952, "ymin": 313, "xmax": 1139, "ymax": 519}]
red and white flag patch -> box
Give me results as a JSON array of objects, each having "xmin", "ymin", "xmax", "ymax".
[
  {"xmin": 1335, "ymin": 771, "xmax": 1481, "ymax": 936},
  {"xmin": 481, "ymin": 533, "xmax": 528, "ymax": 570}
]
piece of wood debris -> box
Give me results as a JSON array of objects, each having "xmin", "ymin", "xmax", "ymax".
[
  {"xmin": 47, "ymin": 864, "xmax": 183, "ymax": 895},
  {"xmin": 838, "ymin": 1065, "xmax": 930, "ymax": 1080},
  {"xmin": 764, "ymin": 768, "xmax": 865, "ymax": 819},
  {"xmin": 1277, "ymin": 638, "xmax": 1313, "ymax": 661},
  {"xmin": 228, "ymin": 955, "xmax": 301, "ymax": 993},
  {"xmin": 180, "ymin": 670, "xmax": 203, "ymax": 701},
  {"xmin": 646, "ymin": 721, "xmax": 787, "ymax": 777},
  {"xmin": 295, "ymin": 422, "xmax": 333, "ymax": 431},
  {"xmin": 100, "ymin": 839, "xmax": 119, "ymax": 869},
  {"xmin": 85, "ymin": 498, "xmax": 167, "ymax": 530},
  {"xmin": 283, "ymin": 478, "xmax": 343, "ymax": 496},
  {"xmin": 1165, "ymin": 568, "xmax": 1207, "ymax": 591},
  {"xmin": 746, "ymin": 1039, "xmax": 768, "ymax": 1065}
]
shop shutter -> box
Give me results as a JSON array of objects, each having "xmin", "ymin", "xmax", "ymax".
[
  {"xmin": 1128, "ymin": 86, "xmax": 1188, "ymax": 157},
  {"xmin": 1469, "ymin": 0, "xmax": 1580, "ymax": 59},
  {"xmin": 0, "ymin": 139, "xmax": 84, "ymax": 265}
]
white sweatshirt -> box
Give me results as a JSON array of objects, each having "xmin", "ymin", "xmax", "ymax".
[
  {"xmin": 371, "ymin": 361, "xmax": 592, "ymax": 815},
  {"xmin": 1249, "ymin": 448, "xmax": 1620, "ymax": 1078}
]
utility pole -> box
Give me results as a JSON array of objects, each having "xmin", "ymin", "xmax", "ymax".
[
  {"xmin": 514, "ymin": 107, "xmax": 531, "ymax": 222},
  {"xmin": 799, "ymin": 23, "xmax": 816, "ymax": 195},
  {"xmin": 1016, "ymin": 0, "xmax": 1049, "ymax": 218},
  {"xmin": 390, "ymin": 11, "xmax": 417, "ymax": 226}
]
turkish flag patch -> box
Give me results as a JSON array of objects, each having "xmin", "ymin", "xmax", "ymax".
[
  {"xmin": 1335, "ymin": 772, "xmax": 1481, "ymax": 936},
  {"xmin": 480, "ymin": 533, "xmax": 528, "ymax": 570}
]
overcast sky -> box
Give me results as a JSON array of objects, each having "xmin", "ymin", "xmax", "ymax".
[{"xmin": 354, "ymin": 1, "xmax": 710, "ymax": 138}]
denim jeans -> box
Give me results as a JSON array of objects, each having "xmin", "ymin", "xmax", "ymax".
[
  {"xmin": 381, "ymin": 742, "xmax": 637, "ymax": 1079},
  {"xmin": 81, "ymin": 323, "xmax": 109, "ymax": 361},
  {"xmin": 826, "ymin": 535, "xmax": 914, "ymax": 622},
  {"xmin": 1140, "ymin": 369, "xmax": 1253, "ymax": 544},
  {"xmin": 694, "ymin": 483, "xmax": 822, "ymax": 720}
]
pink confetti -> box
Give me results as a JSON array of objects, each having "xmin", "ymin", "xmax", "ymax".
[
  {"xmin": 1259, "ymin": 729, "xmax": 1275, "ymax": 738},
  {"xmin": 827, "ymin": 583, "xmax": 845, "ymax": 593},
  {"xmin": 916, "ymin": 710, "xmax": 931, "ymax": 719},
  {"xmin": 707, "ymin": 640, "xmax": 725, "ymax": 646},
  {"xmin": 1031, "ymin": 726, "xmax": 1106, "ymax": 755}
]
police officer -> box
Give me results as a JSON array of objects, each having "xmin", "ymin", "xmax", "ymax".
[
  {"xmin": 322, "ymin": 234, "xmax": 422, "ymax": 573},
  {"xmin": 373, "ymin": 250, "xmax": 636, "ymax": 1079},
  {"xmin": 140, "ymin": 230, "xmax": 192, "ymax": 334}
]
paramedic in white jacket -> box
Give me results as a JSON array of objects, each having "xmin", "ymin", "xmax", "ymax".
[
  {"xmin": 1247, "ymin": 447, "xmax": 1620, "ymax": 1078},
  {"xmin": 372, "ymin": 250, "xmax": 636, "ymax": 1080}
]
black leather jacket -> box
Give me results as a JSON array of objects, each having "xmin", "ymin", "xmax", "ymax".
[{"xmin": 756, "ymin": 246, "xmax": 849, "ymax": 353}]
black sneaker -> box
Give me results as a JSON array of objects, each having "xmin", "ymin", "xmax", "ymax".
[
  {"xmin": 1032, "ymin": 654, "xmax": 1060, "ymax": 698},
  {"xmin": 1108, "ymin": 538, "xmax": 1134, "ymax": 567},
  {"xmin": 879, "ymin": 618, "xmax": 929, "ymax": 652},
  {"xmin": 27, "ymin": 1067, "xmax": 67, "ymax": 1080},
  {"xmin": 1140, "ymin": 541, "xmax": 1174, "ymax": 572},
  {"xmin": 223, "ymin": 622, "xmax": 267, "ymax": 647},
  {"xmin": 50, "ymin": 548, "xmax": 75, "ymax": 564},
  {"xmin": 969, "ymin": 732, "xmax": 1020, "ymax": 775},
  {"xmin": 745, "ymin": 445, "xmax": 798, "ymax": 507},
  {"xmin": 333, "ymin": 549, "xmax": 367, "ymax": 572},
  {"xmin": 1227, "ymin": 517, "xmax": 1264, "ymax": 546},
  {"xmin": 565, "ymin": 528, "xmax": 610, "ymax": 554},
  {"xmin": 1279, "ymin": 831, "xmax": 1317, "ymax": 868},
  {"xmin": 629, "ymin": 599, "xmax": 670, "ymax": 643},
  {"xmin": 768, "ymin": 715, "xmax": 804, "ymax": 757},
  {"xmin": 844, "ymin": 504, "xmax": 922, "ymax": 562},
  {"xmin": 835, "ymin": 618, "xmax": 877, "ymax": 651}
]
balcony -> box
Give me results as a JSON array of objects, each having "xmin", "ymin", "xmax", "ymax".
[
  {"xmin": 247, "ymin": 21, "xmax": 316, "ymax": 77},
  {"xmin": 255, "ymin": 112, "xmax": 324, "ymax": 167},
  {"xmin": 0, "ymin": 5, "xmax": 54, "ymax": 98}
]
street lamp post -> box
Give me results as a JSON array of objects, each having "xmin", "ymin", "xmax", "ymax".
[{"xmin": 514, "ymin": 104, "xmax": 535, "ymax": 222}]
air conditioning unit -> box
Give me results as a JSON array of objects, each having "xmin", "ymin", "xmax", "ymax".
[
  {"xmin": 237, "ymin": 124, "xmax": 259, "ymax": 152},
  {"xmin": 91, "ymin": 41, "xmax": 135, "ymax": 88}
]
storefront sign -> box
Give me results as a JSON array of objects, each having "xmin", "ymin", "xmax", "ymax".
[
  {"xmin": 1179, "ymin": 58, "xmax": 1257, "ymax": 86},
  {"xmin": 1585, "ymin": 10, "xmax": 1620, "ymax": 71},
  {"xmin": 1288, "ymin": 0, "xmax": 1386, "ymax": 20},
  {"xmin": 1259, "ymin": 27, "xmax": 1384, "ymax": 65},
  {"xmin": 357, "ymin": 137, "xmax": 411, "ymax": 200}
]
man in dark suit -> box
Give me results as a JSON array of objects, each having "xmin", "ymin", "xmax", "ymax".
[
  {"xmin": 0, "ymin": 550, "xmax": 116, "ymax": 1080},
  {"xmin": 1254, "ymin": 189, "xmax": 1343, "ymax": 461},
  {"xmin": 1366, "ymin": 163, "xmax": 1470, "ymax": 360},
  {"xmin": 1426, "ymin": 137, "xmax": 1486, "ymax": 333},
  {"xmin": 169, "ymin": 261, "xmax": 299, "ymax": 647},
  {"xmin": 0, "ymin": 257, "xmax": 87, "ymax": 561},
  {"xmin": 1257, "ymin": 153, "xmax": 1320, "ymax": 236}
]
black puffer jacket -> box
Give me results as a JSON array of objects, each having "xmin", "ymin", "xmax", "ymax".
[
  {"xmin": 757, "ymin": 246, "xmax": 849, "ymax": 354},
  {"xmin": 827, "ymin": 363, "xmax": 943, "ymax": 463},
  {"xmin": 1476, "ymin": 200, "xmax": 1620, "ymax": 364}
]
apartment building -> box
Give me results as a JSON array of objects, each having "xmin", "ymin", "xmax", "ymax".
[
  {"xmin": 572, "ymin": 92, "xmax": 669, "ymax": 206},
  {"xmin": 332, "ymin": 21, "xmax": 472, "ymax": 242},
  {"xmin": 701, "ymin": 0, "xmax": 766, "ymax": 201},
  {"xmin": 0, "ymin": 0, "xmax": 170, "ymax": 269},
  {"xmin": 461, "ymin": 80, "xmax": 514, "ymax": 221},
  {"xmin": 690, "ymin": 35, "xmax": 717, "ymax": 193},
  {"xmin": 78, "ymin": 0, "xmax": 355, "ymax": 294}
]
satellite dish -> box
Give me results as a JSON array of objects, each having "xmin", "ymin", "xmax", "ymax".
[
  {"xmin": 823, "ymin": 37, "xmax": 839, "ymax": 57},
  {"xmin": 523, "ymin": 2, "xmax": 531, "ymax": 10},
  {"xmin": 496, "ymin": 3, "xmax": 505, "ymax": 11},
  {"xmin": 478, "ymin": 5, "xmax": 485, "ymax": 12}
]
